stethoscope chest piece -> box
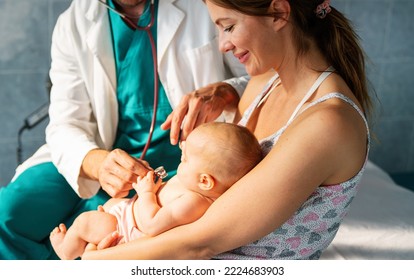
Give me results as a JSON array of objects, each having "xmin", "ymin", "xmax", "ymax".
[{"xmin": 154, "ymin": 166, "xmax": 168, "ymax": 181}]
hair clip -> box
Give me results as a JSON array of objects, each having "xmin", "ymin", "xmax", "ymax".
[{"xmin": 315, "ymin": 0, "xmax": 332, "ymax": 19}]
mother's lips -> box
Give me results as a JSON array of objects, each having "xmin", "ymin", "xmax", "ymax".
[{"xmin": 234, "ymin": 51, "xmax": 249, "ymax": 63}]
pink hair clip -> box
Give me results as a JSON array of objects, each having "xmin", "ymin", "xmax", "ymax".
[{"xmin": 315, "ymin": 0, "xmax": 332, "ymax": 19}]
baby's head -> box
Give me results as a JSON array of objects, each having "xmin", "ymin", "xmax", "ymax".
[{"xmin": 177, "ymin": 122, "xmax": 262, "ymax": 196}]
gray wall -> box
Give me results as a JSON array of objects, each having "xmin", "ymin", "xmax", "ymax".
[
  {"xmin": 0, "ymin": 0, "xmax": 72, "ymax": 186},
  {"xmin": 0, "ymin": 0, "xmax": 413, "ymax": 186},
  {"xmin": 337, "ymin": 0, "xmax": 414, "ymax": 175}
]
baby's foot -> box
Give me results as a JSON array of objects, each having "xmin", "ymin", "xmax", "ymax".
[{"xmin": 50, "ymin": 223, "xmax": 68, "ymax": 259}]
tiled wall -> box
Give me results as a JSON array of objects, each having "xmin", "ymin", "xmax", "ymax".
[{"xmin": 1, "ymin": 0, "xmax": 413, "ymax": 186}]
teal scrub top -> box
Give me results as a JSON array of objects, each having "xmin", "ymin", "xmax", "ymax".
[{"xmin": 108, "ymin": 0, "xmax": 180, "ymax": 177}]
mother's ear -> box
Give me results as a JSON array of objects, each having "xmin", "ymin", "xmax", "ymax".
[
  {"xmin": 270, "ymin": 0, "xmax": 290, "ymax": 29},
  {"xmin": 198, "ymin": 174, "xmax": 215, "ymax": 191}
]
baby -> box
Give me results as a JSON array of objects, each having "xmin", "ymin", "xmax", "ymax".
[{"xmin": 50, "ymin": 122, "xmax": 262, "ymax": 259}]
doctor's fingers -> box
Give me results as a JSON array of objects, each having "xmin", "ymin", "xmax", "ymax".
[
  {"xmin": 180, "ymin": 94, "xmax": 219, "ymax": 141},
  {"xmin": 98, "ymin": 150, "xmax": 150, "ymax": 195},
  {"xmin": 193, "ymin": 98, "xmax": 226, "ymax": 128},
  {"xmin": 102, "ymin": 149, "xmax": 151, "ymax": 180},
  {"xmin": 162, "ymin": 93, "xmax": 214, "ymax": 145},
  {"xmin": 99, "ymin": 174, "xmax": 131, "ymax": 198},
  {"xmin": 162, "ymin": 95, "xmax": 192, "ymax": 145}
]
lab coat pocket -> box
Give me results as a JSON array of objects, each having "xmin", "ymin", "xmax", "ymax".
[{"xmin": 184, "ymin": 37, "xmax": 227, "ymax": 89}]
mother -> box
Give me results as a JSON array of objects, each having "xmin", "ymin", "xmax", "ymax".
[{"xmin": 83, "ymin": 0, "xmax": 372, "ymax": 259}]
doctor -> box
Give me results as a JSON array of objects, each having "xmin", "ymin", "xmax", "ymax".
[{"xmin": 0, "ymin": 0, "xmax": 247, "ymax": 259}]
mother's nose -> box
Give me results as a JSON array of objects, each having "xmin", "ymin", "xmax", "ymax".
[{"xmin": 218, "ymin": 35, "xmax": 234, "ymax": 53}]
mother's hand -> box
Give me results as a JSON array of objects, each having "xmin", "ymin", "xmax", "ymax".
[
  {"xmin": 82, "ymin": 231, "xmax": 121, "ymax": 260},
  {"xmin": 161, "ymin": 82, "xmax": 239, "ymax": 145},
  {"xmin": 97, "ymin": 231, "xmax": 122, "ymax": 250}
]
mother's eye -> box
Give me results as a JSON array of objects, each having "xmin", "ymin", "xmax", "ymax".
[{"xmin": 223, "ymin": 25, "xmax": 234, "ymax": 33}]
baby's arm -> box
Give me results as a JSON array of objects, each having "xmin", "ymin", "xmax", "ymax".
[{"xmin": 133, "ymin": 172, "xmax": 211, "ymax": 236}]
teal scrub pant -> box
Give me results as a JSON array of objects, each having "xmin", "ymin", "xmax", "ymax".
[{"xmin": 0, "ymin": 162, "xmax": 110, "ymax": 259}]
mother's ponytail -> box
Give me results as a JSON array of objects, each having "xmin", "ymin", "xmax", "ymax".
[{"xmin": 290, "ymin": 0, "xmax": 372, "ymax": 116}]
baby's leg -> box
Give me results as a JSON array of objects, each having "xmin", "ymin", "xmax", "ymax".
[{"xmin": 50, "ymin": 210, "xmax": 118, "ymax": 260}]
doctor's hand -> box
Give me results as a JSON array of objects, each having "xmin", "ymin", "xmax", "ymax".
[
  {"xmin": 161, "ymin": 82, "xmax": 239, "ymax": 145},
  {"xmin": 81, "ymin": 148, "xmax": 151, "ymax": 198}
]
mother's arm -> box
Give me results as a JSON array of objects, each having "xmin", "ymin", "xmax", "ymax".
[{"xmin": 82, "ymin": 107, "xmax": 360, "ymax": 259}]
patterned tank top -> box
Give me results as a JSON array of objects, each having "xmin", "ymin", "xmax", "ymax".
[{"xmin": 216, "ymin": 69, "xmax": 370, "ymax": 259}]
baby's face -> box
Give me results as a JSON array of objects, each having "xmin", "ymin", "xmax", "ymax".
[{"xmin": 176, "ymin": 130, "xmax": 210, "ymax": 189}]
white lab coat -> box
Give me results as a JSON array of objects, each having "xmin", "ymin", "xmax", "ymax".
[{"xmin": 13, "ymin": 0, "xmax": 248, "ymax": 198}]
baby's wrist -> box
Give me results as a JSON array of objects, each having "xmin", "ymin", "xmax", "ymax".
[{"xmin": 137, "ymin": 190, "xmax": 156, "ymax": 197}]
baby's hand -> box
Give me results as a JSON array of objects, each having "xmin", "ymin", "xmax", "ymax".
[{"xmin": 133, "ymin": 171, "xmax": 162, "ymax": 196}]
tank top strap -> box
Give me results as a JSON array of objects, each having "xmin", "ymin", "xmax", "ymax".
[
  {"xmin": 302, "ymin": 92, "xmax": 371, "ymax": 147},
  {"xmin": 238, "ymin": 72, "xmax": 279, "ymax": 127},
  {"xmin": 286, "ymin": 66, "xmax": 335, "ymax": 125}
]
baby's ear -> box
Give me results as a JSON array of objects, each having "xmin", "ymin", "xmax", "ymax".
[{"xmin": 198, "ymin": 173, "xmax": 215, "ymax": 191}]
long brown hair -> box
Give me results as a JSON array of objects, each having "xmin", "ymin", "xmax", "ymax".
[{"xmin": 208, "ymin": 0, "xmax": 373, "ymax": 117}]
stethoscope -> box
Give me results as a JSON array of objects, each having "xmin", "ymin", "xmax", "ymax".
[{"xmin": 97, "ymin": 0, "xmax": 158, "ymax": 160}]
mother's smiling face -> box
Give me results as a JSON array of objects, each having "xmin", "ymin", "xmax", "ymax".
[{"xmin": 205, "ymin": 0, "xmax": 285, "ymax": 76}]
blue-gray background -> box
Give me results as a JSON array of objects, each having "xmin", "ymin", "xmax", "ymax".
[{"xmin": 1, "ymin": 0, "xmax": 413, "ymax": 186}]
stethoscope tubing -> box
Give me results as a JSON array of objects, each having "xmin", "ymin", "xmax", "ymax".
[{"xmin": 97, "ymin": 0, "xmax": 158, "ymax": 160}]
